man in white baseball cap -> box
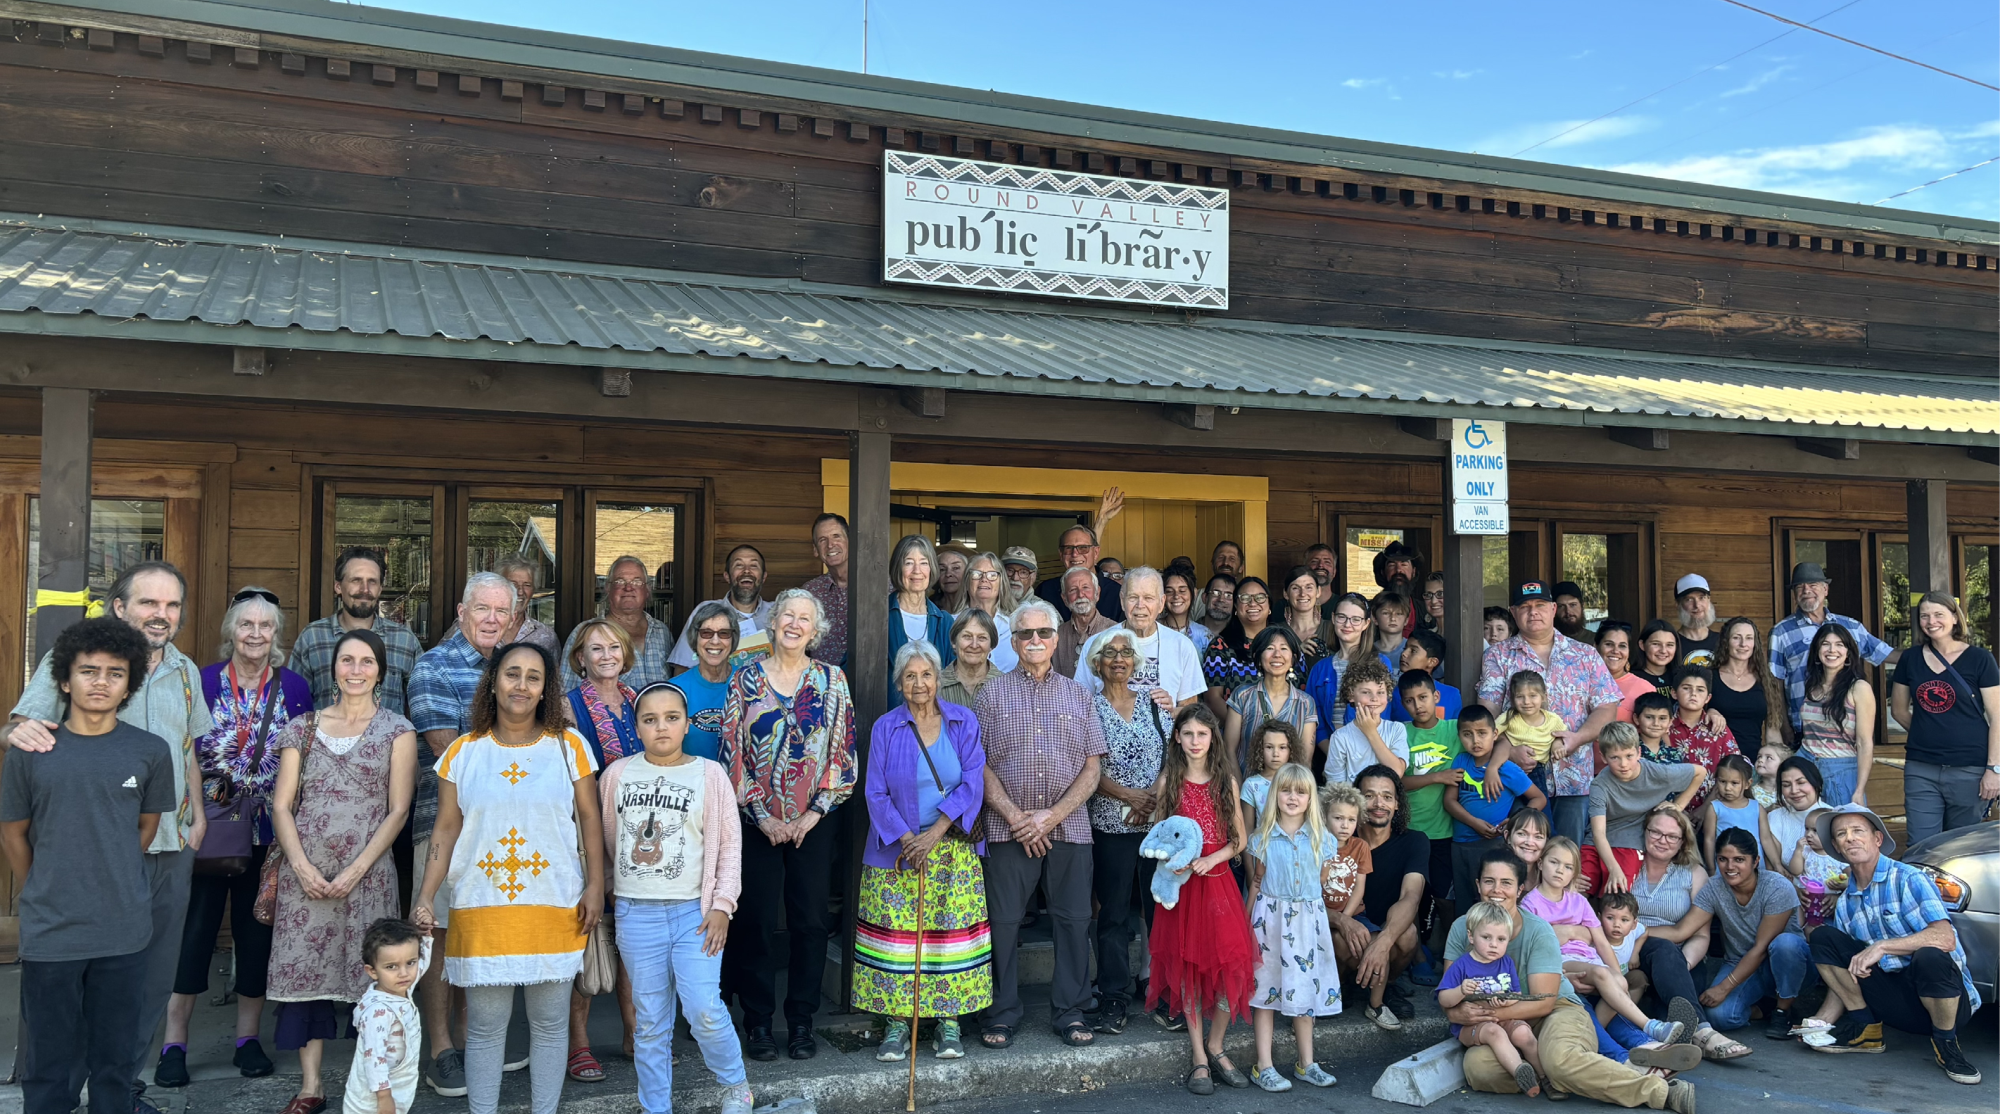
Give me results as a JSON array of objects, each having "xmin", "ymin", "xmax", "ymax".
[{"xmin": 1672, "ymin": 573, "xmax": 1719, "ymax": 668}]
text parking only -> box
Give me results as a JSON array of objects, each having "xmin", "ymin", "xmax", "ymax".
[{"xmin": 1450, "ymin": 419, "xmax": 1509, "ymax": 535}]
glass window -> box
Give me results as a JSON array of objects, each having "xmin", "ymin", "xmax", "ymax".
[
  {"xmin": 25, "ymin": 497, "xmax": 165, "ymax": 667},
  {"xmin": 1878, "ymin": 541, "xmax": 1911, "ymax": 650},
  {"xmin": 333, "ymin": 495, "xmax": 434, "ymax": 644},
  {"xmin": 593, "ymin": 503, "xmax": 679, "ymax": 631},
  {"xmin": 1965, "ymin": 544, "xmax": 1994, "ymax": 651},
  {"xmin": 1481, "ymin": 535, "xmax": 1511, "ymax": 608},
  {"xmin": 466, "ymin": 500, "xmax": 560, "ymax": 629},
  {"xmin": 1562, "ymin": 533, "xmax": 1611, "ymax": 625}
]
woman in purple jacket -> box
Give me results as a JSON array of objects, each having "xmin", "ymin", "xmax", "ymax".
[{"xmin": 852, "ymin": 640, "xmax": 991, "ymax": 1064}]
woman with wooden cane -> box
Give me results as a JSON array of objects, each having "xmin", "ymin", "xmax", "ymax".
[{"xmin": 854, "ymin": 642, "xmax": 993, "ymax": 1066}]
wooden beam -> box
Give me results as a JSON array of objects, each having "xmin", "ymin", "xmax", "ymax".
[
  {"xmin": 841, "ymin": 429, "xmax": 891, "ymax": 1010},
  {"xmin": 232, "ymin": 347, "xmax": 267, "ymax": 375},
  {"xmin": 599, "ymin": 368, "xmax": 632, "ymax": 397},
  {"xmin": 32, "ymin": 388, "xmax": 92, "ymax": 666},
  {"xmin": 1165, "ymin": 403, "xmax": 1215, "ymax": 431},
  {"xmin": 1797, "ymin": 437, "xmax": 1860, "ymax": 461},
  {"xmin": 898, "ymin": 386, "xmax": 945, "ymax": 418},
  {"xmin": 1398, "ymin": 416, "xmax": 1451, "ymax": 441},
  {"xmin": 1609, "ymin": 427, "xmax": 1670, "ymax": 451},
  {"xmin": 1907, "ymin": 479, "xmax": 1950, "ymax": 599},
  {"xmin": 1970, "ymin": 446, "xmax": 1999, "ymax": 466}
]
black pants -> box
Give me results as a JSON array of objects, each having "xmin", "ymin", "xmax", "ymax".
[
  {"xmin": 725, "ymin": 810, "xmax": 838, "ymax": 1030},
  {"xmin": 21, "ymin": 949, "xmax": 150, "ymax": 1114},
  {"xmin": 1420, "ymin": 836, "xmax": 1455, "ymax": 940},
  {"xmin": 174, "ymin": 844, "xmax": 273, "ymax": 998},
  {"xmin": 1449, "ymin": 837, "xmax": 1499, "ymax": 924},
  {"xmin": 1809, "ymin": 925, "xmax": 1971, "ymax": 1034},
  {"xmin": 1636, "ymin": 934, "xmax": 1708, "ymax": 1026},
  {"xmin": 984, "ymin": 839, "xmax": 1094, "ymax": 1031},
  {"xmin": 1090, "ymin": 830, "xmax": 1155, "ymax": 1007}
]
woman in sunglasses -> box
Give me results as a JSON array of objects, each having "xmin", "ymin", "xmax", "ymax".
[{"xmin": 155, "ymin": 587, "xmax": 316, "ymax": 1089}]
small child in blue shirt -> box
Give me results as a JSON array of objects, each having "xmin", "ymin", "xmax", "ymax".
[
  {"xmin": 1442, "ymin": 707, "xmax": 1545, "ymax": 909},
  {"xmin": 1436, "ymin": 901, "xmax": 1544, "ymax": 1097}
]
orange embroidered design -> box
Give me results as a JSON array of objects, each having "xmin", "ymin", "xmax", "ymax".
[
  {"xmin": 500, "ymin": 761, "xmax": 530, "ymax": 785},
  {"xmin": 476, "ymin": 828, "xmax": 549, "ymax": 900}
]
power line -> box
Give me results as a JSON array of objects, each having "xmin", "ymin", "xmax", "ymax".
[
  {"xmin": 1875, "ymin": 155, "xmax": 2000, "ymax": 203},
  {"xmin": 1512, "ymin": 0, "xmax": 1864, "ymax": 157},
  {"xmin": 1716, "ymin": 0, "xmax": 1998, "ymax": 90}
]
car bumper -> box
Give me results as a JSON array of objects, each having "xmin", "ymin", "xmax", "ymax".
[{"xmin": 1952, "ymin": 909, "xmax": 1997, "ymax": 1006}]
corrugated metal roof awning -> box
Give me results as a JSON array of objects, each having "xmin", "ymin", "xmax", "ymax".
[{"xmin": 2, "ymin": 218, "xmax": 1994, "ymax": 441}]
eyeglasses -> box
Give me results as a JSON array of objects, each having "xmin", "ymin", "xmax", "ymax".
[
  {"xmin": 1237, "ymin": 594, "xmax": 1270, "ymax": 607},
  {"xmin": 1422, "ymin": 591, "xmax": 1446, "ymax": 602},
  {"xmin": 1646, "ymin": 828, "xmax": 1682, "ymax": 843},
  {"xmin": 969, "ymin": 570, "xmax": 1001, "ymax": 582},
  {"xmin": 1332, "ymin": 613, "xmax": 1367, "ymax": 626},
  {"xmin": 609, "ymin": 578, "xmax": 648, "ymax": 590},
  {"xmin": 232, "ymin": 588, "xmax": 281, "ymax": 606},
  {"xmin": 1058, "ymin": 544, "xmax": 1095, "ymax": 555},
  {"xmin": 1101, "ymin": 648, "xmax": 1137, "ymax": 660},
  {"xmin": 696, "ymin": 629, "xmax": 733, "ymax": 641},
  {"xmin": 1206, "ymin": 590, "xmax": 1235, "ymax": 601},
  {"xmin": 1014, "ymin": 627, "xmax": 1057, "ymax": 642}
]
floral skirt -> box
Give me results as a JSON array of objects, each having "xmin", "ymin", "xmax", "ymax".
[
  {"xmin": 1249, "ymin": 894, "xmax": 1343, "ymax": 1017},
  {"xmin": 852, "ymin": 837, "xmax": 993, "ymax": 1019}
]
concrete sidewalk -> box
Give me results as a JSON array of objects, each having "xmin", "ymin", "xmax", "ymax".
[{"xmin": 0, "ymin": 954, "xmax": 1446, "ymax": 1114}]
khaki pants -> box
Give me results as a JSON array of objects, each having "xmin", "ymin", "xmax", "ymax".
[{"xmin": 1462, "ymin": 1000, "xmax": 1668, "ymax": 1109}]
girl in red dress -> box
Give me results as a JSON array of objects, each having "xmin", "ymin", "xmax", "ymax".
[{"xmin": 1146, "ymin": 705, "xmax": 1258, "ymax": 1094}]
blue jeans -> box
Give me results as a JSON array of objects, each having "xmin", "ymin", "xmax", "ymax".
[
  {"xmin": 1550, "ymin": 795, "xmax": 1589, "ymax": 849},
  {"xmin": 1812, "ymin": 756, "xmax": 1859, "ymax": 807},
  {"xmin": 1703, "ymin": 933, "xmax": 1813, "ymax": 1031},
  {"xmin": 617, "ymin": 897, "xmax": 746, "ymax": 1113},
  {"xmin": 1586, "ymin": 1005, "xmax": 1632, "ymax": 1064}
]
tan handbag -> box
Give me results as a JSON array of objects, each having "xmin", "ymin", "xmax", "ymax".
[{"xmin": 576, "ymin": 917, "xmax": 618, "ymax": 996}]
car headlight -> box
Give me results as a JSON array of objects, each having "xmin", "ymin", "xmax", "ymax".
[{"xmin": 1914, "ymin": 864, "xmax": 1971, "ymax": 913}]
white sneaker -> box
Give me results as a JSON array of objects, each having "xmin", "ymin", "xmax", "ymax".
[
  {"xmin": 718, "ymin": 1084, "xmax": 755, "ymax": 1114},
  {"xmin": 1366, "ymin": 1004, "xmax": 1402, "ymax": 1031}
]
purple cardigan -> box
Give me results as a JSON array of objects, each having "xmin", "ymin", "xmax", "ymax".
[{"xmin": 862, "ymin": 700, "xmax": 987, "ymax": 868}]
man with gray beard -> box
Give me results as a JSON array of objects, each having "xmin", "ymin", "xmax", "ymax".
[{"xmin": 1672, "ymin": 573, "xmax": 1721, "ymax": 668}]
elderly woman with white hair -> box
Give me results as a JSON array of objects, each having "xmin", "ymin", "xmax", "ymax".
[
  {"xmin": 154, "ymin": 587, "xmax": 317, "ymax": 1087},
  {"xmin": 723, "ymin": 587, "xmax": 857, "ymax": 1062},
  {"xmin": 854, "ymin": 640, "xmax": 992, "ymax": 1062}
]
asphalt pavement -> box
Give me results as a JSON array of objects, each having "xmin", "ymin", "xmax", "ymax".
[{"xmin": 915, "ymin": 1007, "xmax": 1998, "ymax": 1114}]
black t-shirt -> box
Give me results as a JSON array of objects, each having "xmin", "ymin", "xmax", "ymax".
[
  {"xmin": 1892, "ymin": 645, "xmax": 1999, "ymax": 767},
  {"xmin": 1361, "ymin": 827, "xmax": 1431, "ymax": 926},
  {"xmin": 1709, "ymin": 672, "xmax": 1770, "ymax": 760},
  {"xmin": 1676, "ymin": 631, "xmax": 1721, "ymax": 670}
]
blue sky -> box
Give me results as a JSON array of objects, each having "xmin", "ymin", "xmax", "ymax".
[{"xmin": 380, "ymin": 0, "xmax": 1998, "ymax": 219}]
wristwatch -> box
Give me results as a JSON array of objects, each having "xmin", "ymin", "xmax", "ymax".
[{"xmin": 1985, "ymin": 765, "xmax": 2000, "ymax": 775}]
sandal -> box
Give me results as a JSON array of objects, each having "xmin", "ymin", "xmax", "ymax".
[
  {"xmin": 1695, "ymin": 1028, "xmax": 1754, "ymax": 1061},
  {"xmin": 1629, "ymin": 1043, "xmax": 1702, "ymax": 1073},
  {"xmin": 1513, "ymin": 1062, "xmax": 1542, "ymax": 1097},
  {"xmin": 566, "ymin": 1047, "xmax": 606, "ymax": 1082},
  {"xmin": 980, "ymin": 1025, "xmax": 1015, "ymax": 1049},
  {"xmin": 1055, "ymin": 1021, "xmax": 1095, "ymax": 1047}
]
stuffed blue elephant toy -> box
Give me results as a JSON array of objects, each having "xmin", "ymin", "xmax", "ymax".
[{"xmin": 1140, "ymin": 815, "xmax": 1204, "ymax": 909}]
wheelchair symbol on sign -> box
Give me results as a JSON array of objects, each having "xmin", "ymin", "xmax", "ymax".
[{"xmin": 1462, "ymin": 421, "xmax": 1492, "ymax": 449}]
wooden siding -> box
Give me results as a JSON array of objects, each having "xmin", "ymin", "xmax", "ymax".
[{"xmin": 0, "ymin": 35, "xmax": 1993, "ymax": 378}]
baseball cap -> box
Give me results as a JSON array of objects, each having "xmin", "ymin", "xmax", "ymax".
[
  {"xmin": 1511, "ymin": 581, "xmax": 1553, "ymax": 607},
  {"xmin": 1000, "ymin": 546, "xmax": 1038, "ymax": 571},
  {"xmin": 1813, "ymin": 803, "xmax": 1896, "ymax": 858},
  {"xmin": 1550, "ymin": 581, "xmax": 1583, "ymax": 602},
  {"xmin": 1674, "ymin": 573, "xmax": 1712, "ymax": 598}
]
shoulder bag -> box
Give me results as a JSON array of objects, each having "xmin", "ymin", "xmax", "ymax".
[
  {"xmin": 253, "ymin": 712, "xmax": 318, "ymax": 926},
  {"xmin": 1926, "ymin": 646, "xmax": 1993, "ymax": 725},
  {"xmin": 913, "ymin": 714, "xmax": 986, "ymax": 844},
  {"xmin": 195, "ymin": 674, "xmax": 282, "ymax": 877}
]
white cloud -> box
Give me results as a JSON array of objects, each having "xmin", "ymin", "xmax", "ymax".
[
  {"xmin": 1432, "ymin": 68, "xmax": 1482, "ymax": 80},
  {"xmin": 1720, "ymin": 64, "xmax": 1793, "ymax": 97},
  {"xmin": 1341, "ymin": 77, "xmax": 1385, "ymax": 89},
  {"xmin": 1470, "ymin": 116, "xmax": 1657, "ymax": 155},
  {"xmin": 1607, "ymin": 124, "xmax": 1964, "ymax": 200}
]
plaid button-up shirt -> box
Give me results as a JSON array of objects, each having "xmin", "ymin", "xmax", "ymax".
[
  {"xmin": 1768, "ymin": 609, "xmax": 1894, "ymax": 728},
  {"xmin": 291, "ymin": 613, "xmax": 423, "ymax": 716},
  {"xmin": 1835, "ymin": 854, "xmax": 1981, "ymax": 1012},
  {"xmin": 406, "ymin": 632, "xmax": 489, "ymax": 839},
  {"xmin": 974, "ymin": 666, "xmax": 1107, "ymax": 845},
  {"xmin": 1478, "ymin": 634, "xmax": 1622, "ymax": 798}
]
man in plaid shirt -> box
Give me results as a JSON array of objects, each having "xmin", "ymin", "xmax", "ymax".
[
  {"xmin": 1768, "ymin": 562, "xmax": 1896, "ymax": 730},
  {"xmin": 291, "ymin": 547, "xmax": 423, "ymax": 714},
  {"xmin": 974, "ymin": 597, "xmax": 1106, "ymax": 1048},
  {"xmin": 1804, "ymin": 804, "xmax": 1980, "ymax": 1084}
]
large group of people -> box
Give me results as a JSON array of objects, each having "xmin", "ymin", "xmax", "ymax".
[{"xmin": 2, "ymin": 522, "xmax": 1993, "ymax": 1114}]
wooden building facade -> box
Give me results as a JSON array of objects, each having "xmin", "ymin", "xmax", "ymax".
[{"xmin": 0, "ymin": 0, "xmax": 1996, "ymax": 935}]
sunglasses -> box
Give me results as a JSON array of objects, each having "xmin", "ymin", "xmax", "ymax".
[
  {"xmin": 1014, "ymin": 627, "xmax": 1057, "ymax": 642},
  {"xmin": 232, "ymin": 588, "xmax": 281, "ymax": 606}
]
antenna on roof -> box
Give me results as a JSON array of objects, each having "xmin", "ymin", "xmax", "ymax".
[{"xmin": 862, "ymin": 0, "xmax": 869, "ymax": 74}]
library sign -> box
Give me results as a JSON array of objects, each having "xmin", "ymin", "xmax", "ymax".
[{"xmin": 882, "ymin": 152, "xmax": 1230, "ymax": 309}]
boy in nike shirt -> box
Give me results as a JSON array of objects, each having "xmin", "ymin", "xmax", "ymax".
[{"xmin": 0, "ymin": 619, "xmax": 174, "ymax": 1114}]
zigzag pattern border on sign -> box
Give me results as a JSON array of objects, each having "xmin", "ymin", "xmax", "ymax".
[
  {"xmin": 886, "ymin": 153, "xmax": 1228, "ymax": 211},
  {"xmin": 883, "ymin": 258, "xmax": 1227, "ymax": 307}
]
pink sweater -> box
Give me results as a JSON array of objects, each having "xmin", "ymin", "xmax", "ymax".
[{"xmin": 598, "ymin": 755, "xmax": 743, "ymax": 917}]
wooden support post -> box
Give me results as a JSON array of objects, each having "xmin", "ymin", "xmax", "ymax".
[
  {"xmin": 1608, "ymin": 427, "xmax": 1669, "ymax": 451},
  {"xmin": 840, "ymin": 430, "xmax": 891, "ymax": 1011},
  {"xmin": 1440, "ymin": 461, "xmax": 1484, "ymax": 698},
  {"xmin": 1164, "ymin": 404, "xmax": 1215, "ymax": 431},
  {"xmin": 1907, "ymin": 480, "xmax": 1950, "ymax": 599},
  {"xmin": 33, "ymin": 388, "xmax": 93, "ymax": 667}
]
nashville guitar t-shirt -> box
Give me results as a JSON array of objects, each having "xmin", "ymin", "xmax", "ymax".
[{"xmin": 610, "ymin": 757, "xmax": 706, "ymax": 902}]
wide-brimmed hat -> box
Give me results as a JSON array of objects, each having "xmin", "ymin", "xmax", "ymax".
[
  {"xmin": 1789, "ymin": 562, "xmax": 1831, "ymax": 589},
  {"xmin": 1814, "ymin": 803, "xmax": 1896, "ymax": 858}
]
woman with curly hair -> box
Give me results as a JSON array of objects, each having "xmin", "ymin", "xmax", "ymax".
[{"xmin": 413, "ymin": 642, "xmax": 605, "ymax": 1114}]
